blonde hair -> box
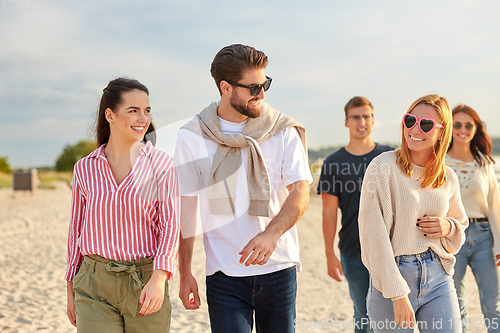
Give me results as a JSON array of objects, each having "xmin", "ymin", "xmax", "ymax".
[{"xmin": 395, "ymin": 94, "xmax": 452, "ymax": 189}]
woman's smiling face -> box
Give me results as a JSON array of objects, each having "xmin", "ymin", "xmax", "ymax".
[
  {"xmin": 106, "ymin": 89, "xmax": 151, "ymax": 143},
  {"xmin": 403, "ymin": 103, "xmax": 443, "ymax": 159},
  {"xmin": 452, "ymin": 112, "xmax": 477, "ymax": 146}
]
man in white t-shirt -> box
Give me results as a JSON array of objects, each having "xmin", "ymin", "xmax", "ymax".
[{"xmin": 173, "ymin": 44, "xmax": 312, "ymax": 333}]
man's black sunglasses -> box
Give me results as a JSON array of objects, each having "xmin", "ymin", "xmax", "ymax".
[{"xmin": 225, "ymin": 76, "xmax": 272, "ymax": 96}]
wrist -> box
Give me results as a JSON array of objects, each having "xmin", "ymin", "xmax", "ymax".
[
  {"xmin": 325, "ymin": 251, "xmax": 337, "ymax": 259},
  {"xmin": 151, "ymin": 269, "xmax": 168, "ymax": 282},
  {"xmin": 391, "ymin": 295, "xmax": 407, "ymax": 302},
  {"xmin": 179, "ymin": 265, "xmax": 192, "ymax": 277},
  {"xmin": 325, "ymin": 246, "xmax": 336, "ymax": 256},
  {"xmin": 263, "ymin": 223, "xmax": 283, "ymax": 240}
]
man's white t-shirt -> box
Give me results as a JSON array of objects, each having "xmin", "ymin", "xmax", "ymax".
[{"xmin": 174, "ymin": 115, "xmax": 312, "ymax": 277}]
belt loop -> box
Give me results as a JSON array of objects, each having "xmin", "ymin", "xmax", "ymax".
[{"xmin": 91, "ymin": 259, "xmax": 96, "ymax": 273}]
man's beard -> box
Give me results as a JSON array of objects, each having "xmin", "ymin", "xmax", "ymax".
[{"xmin": 230, "ymin": 90, "xmax": 261, "ymax": 118}]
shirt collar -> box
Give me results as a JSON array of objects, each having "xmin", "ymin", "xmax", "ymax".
[
  {"xmin": 140, "ymin": 141, "xmax": 153, "ymax": 157},
  {"xmin": 88, "ymin": 144, "xmax": 105, "ymax": 159}
]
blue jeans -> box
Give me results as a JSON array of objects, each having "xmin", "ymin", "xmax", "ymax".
[
  {"xmin": 206, "ymin": 266, "xmax": 297, "ymax": 333},
  {"xmin": 341, "ymin": 252, "xmax": 372, "ymax": 333},
  {"xmin": 454, "ymin": 221, "xmax": 500, "ymax": 333},
  {"xmin": 367, "ymin": 249, "xmax": 461, "ymax": 332}
]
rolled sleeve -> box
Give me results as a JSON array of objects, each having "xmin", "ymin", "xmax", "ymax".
[
  {"xmin": 65, "ymin": 264, "xmax": 81, "ymax": 281},
  {"xmin": 153, "ymin": 254, "xmax": 177, "ymax": 280}
]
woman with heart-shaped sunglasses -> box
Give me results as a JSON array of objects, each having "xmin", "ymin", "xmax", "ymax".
[
  {"xmin": 446, "ymin": 105, "xmax": 500, "ymax": 333},
  {"xmin": 358, "ymin": 94, "xmax": 468, "ymax": 332}
]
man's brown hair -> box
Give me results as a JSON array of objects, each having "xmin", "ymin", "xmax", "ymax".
[
  {"xmin": 210, "ymin": 44, "xmax": 268, "ymax": 95},
  {"xmin": 344, "ymin": 96, "xmax": 373, "ymax": 118}
]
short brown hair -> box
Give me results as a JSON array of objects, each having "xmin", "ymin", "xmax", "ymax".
[
  {"xmin": 210, "ymin": 44, "xmax": 268, "ymax": 95},
  {"xmin": 344, "ymin": 96, "xmax": 373, "ymax": 118}
]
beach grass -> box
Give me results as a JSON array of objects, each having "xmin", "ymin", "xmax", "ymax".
[
  {"xmin": 0, "ymin": 172, "xmax": 11, "ymax": 188},
  {"xmin": 38, "ymin": 171, "xmax": 72, "ymax": 189},
  {"xmin": 0, "ymin": 171, "xmax": 72, "ymax": 189}
]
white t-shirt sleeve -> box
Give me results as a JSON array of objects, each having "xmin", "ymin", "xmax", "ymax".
[
  {"xmin": 281, "ymin": 127, "xmax": 313, "ymax": 187},
  {"xmin": 173, "ymin": 130, "xmax": 203, "ymax": 197}
]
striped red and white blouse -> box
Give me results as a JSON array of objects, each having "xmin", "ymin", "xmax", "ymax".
[{"xmin": 65, "ymin": 141, "xmax": 180, "ymax": 281}]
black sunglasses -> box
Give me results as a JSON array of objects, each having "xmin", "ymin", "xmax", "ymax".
[
  {"xmin": 403, "ymin": 113, "xmax": 443, "ymax": 133},
  {"xmin": 453, "ymin": 122, "xmax": 474, "ymax": 131},
  {"xmin": 226, "ymin": 76, "xmax": 272, "ymax": 96}
]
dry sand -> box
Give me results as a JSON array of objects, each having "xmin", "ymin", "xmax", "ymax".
[{"xmin": 0, "ymin": 185, "xmax": 490, "ymax": 332}]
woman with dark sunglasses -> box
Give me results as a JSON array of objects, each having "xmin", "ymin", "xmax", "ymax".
[
  {"xmin": 358, "ymin": 94, "xmax": 467, "ymax": 332},
  {"xmin": 446, "ymin": 105, "xmax": 500, "ymax": 333}
]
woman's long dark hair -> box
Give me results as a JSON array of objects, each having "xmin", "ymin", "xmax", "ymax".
[
  {"xmin": 95, "ymin": 77, "xmax": 156, "ymax": 146},
  {"xmin": 448, "ymin": 104, "xmax": 494, "ymax": 166}
]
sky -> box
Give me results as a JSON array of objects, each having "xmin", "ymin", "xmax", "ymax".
[{"xmin": 1, "ymin": 0, "xmax": 499, "ymax": 167}]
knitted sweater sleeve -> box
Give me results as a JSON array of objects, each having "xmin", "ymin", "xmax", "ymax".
[
  {"xmin": 440, "ymin": 169, "xmax": 468, "ymax": 254},
  {"xmin": 359, "ymin": 155, "xmax": 411, "ymax": 300},
  {"xmin": 487, "ymin": 163, "xmax": 500, "ymax": 256}
]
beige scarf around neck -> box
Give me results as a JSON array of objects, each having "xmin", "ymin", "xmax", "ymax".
[{"xmin": 182, "ymin": 101, "xmax": 307, "ymax": 217}]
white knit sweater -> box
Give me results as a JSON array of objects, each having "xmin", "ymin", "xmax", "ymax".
[
  {"xmin": 359, "ymin": 151, "xmax": 468, "ymax": 300},
  {"xmin": 446, "ymin": 155, "xmax": 500, "ymax": 256}
]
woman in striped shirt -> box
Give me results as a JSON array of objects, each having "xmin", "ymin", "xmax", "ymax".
[{"xmin": 65, "ymin": 78, "xmax": 180, "ymax": 332}]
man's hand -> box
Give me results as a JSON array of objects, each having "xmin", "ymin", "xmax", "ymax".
[
  {"xmin": 393, "ymin": 296, "xmax": 416, "ymax": 329},
  {"xmin": 326, "ymin": 254, "xmax": 343, "ymax": 282},
  {"xmin": 417, "ymin": 215, "xmax": 451, "ymax": 238},
  {"xmin": 321, "ymin": 192, "xmax": 341, "ymax": 281},
  {"xmin": 239, "ymin": 228, "xmax": 281, "ymax": 266},
  {"xmin": 139, "ymin": 270, "xmax": 167, "ymax": 316},
  {"xmin": 179, "ymin": 272, "xmax": 201, "ymax": 310},
  {"xmin": 66, "ymin": 281, "xmax": 76, "ymax": 327},
  {"xmin": 238, "ymin": 180, "xmax": 309, "ymax": 267}
]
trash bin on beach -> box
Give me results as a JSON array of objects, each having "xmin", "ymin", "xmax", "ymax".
[{"xmin": 13, "ymin": 169, "xmax": 38, "ymax": 192}]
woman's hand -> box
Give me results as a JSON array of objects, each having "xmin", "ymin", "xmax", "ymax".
[
  {"xmin": 416, "ymin": 215, "xmax": 451, "ymax": 238},
  {"xmin": 139, "ymin": 270, "xmax": 168, "ymax": 316},
  {"xmin": 66, "ymin": 281, "xmax": 77, "ymax": 327},
  {"xmin": 393, "ymin": 296, "xmax": 415, "ymax": 329}
]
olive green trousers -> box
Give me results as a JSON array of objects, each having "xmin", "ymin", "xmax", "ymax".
[{"xmin": 73, "ymin": 255, "xmax": 171, "ymax": 333}]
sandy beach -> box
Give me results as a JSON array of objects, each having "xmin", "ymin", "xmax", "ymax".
[{"xmin": 0, "ymin": 185, "xmax": 490, "ymax": 332}]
